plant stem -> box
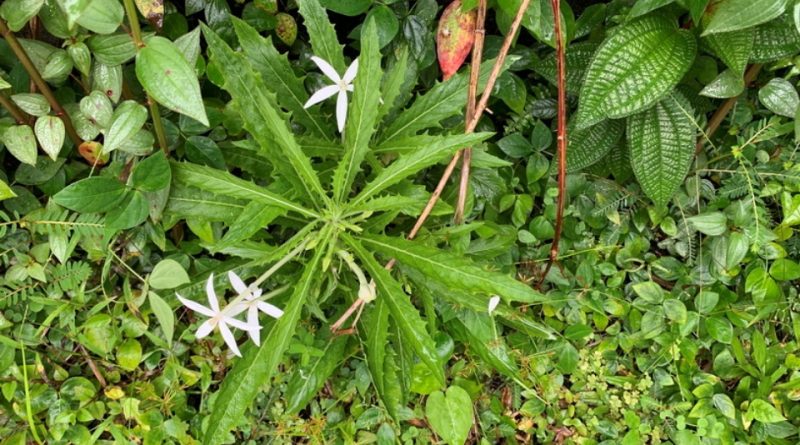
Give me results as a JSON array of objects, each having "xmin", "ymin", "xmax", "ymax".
[
  {"xmin": 0, "ymin": 19, "xmax": 81, "ymax": 146},
  {"xmin": 454, "ymin": 0, "xmax": 487, "ymax": 224},
  {"xmin": 539, "ymin": 0, "xmax": 568, "ymax": 287},
  {"xmin": 696, "ymin": 64, "xmax": 762, "ymax": 155},
  {"xmin": 122, "ymin": 0, "xmax": 169, "ymax": 154},
  {"xmin": 0, "ymin": 91, "xmax": 31, "ymax": 124}
]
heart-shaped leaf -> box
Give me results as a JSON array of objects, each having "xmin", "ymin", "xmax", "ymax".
[{"xmin": 425, "ymin": 386, "xmax": 474, "ymax": 445}]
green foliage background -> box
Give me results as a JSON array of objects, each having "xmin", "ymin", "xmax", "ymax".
[{"xmin": 1, "ymin": 0, "xmax": 800, "ymax": 444}]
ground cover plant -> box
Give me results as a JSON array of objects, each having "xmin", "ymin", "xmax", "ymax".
[{"xmin": 2, "ymin": 0, "xmax": 800, "ymax": 444}]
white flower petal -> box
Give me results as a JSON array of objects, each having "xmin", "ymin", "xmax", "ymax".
[
  {"xmin": 228, "ymin": 271, "xmax": 248, "ymax": 295},
  {"xmin": 346, "ymin": 84, "xmax": 354, "ymax": 92},
  {"xmin": 310, "ymin": 56, "xmax": 341, "ymax": 82},
  {"xmin": 176, "ymin": 294, "xmax": 216, "ymax": 318},
  {"xmin": 247, "ymin": 307, "xmax": 262, "ymax": 346},
  {"xmin": 224, "ymin": 315, "xmax": 257, "ymax": 332},
  {"xmin": 336, "ymin": 91, "xmax": 348, "ymax": 133},
  {"xmin": 206, "ymin": 274, "xmax": 219, "ymax": 312},
  {"xmin": 195, "ymin": 319, "xmax": 216, "ymax": 339},
  {"xmin": 222, "ymin": 301, "xmax": 248, "ymax": 317},
  {"xmin": 488, "ymin": 295, "xmax": 501, "ymax": 314},
  {"xmin": 218, "ymin": 323, "xmax": 242, "ymax": 357},
  {"xmin": 304, "ymin": 85, "xmax": 339, "ymax": 109},
  {"xmin": 343, "ymin": 58, "xmax": 358, "ymax": 84},
  {"xmin": 257, "ymin": 301, "xmax": 284, "ymax": 319}
]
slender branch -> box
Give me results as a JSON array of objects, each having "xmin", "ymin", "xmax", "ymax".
[
  {"xmin": 539, "ymin": 0, "xmax": 568, "ymax": 286},
  {"xmin": 123, "ymin": 0, "xmax": 169, "ymax": 154},
  {"xmin": 0, "ymin": 19, "xmax": 81, "ymax": 146},
  {"xmin": 0, "ymin": 91, "xmax": 31, "ymax": 124},
  {"xmin": 455, "ymin": 0, "xmax": 488, "ymax": 224},
  {"xmin": 695, "ymin": 64, "xmax": 762, "ymax": 155}
]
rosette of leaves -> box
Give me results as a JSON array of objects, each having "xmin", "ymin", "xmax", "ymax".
[{"xmin": 152, "ymin": 2, "xmax": 553, "ymax": 442}]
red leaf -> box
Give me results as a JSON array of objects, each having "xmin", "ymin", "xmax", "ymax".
[{"xmin": 436, "ymin": 0, "xmax": 477, "ymax": 81}]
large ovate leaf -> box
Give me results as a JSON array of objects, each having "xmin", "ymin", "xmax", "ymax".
[
  {"xmin": 425, "ymin": 386, "xmax": 474, "ymax": 445},
  {"xmin": 758, "ymin": 78, "xmax": 800, "ymax": 117},
  {"xmin": 566, "ymin": 118, "xmax": 625, "ymax": 172},
  {"xmin": 359, "ymin": 233, "xmax": 546, "ymax": 304},
  {"xmin": 702, "ymin": 0, "xmax": 787, "ymax": 36},
  {"xmin": 575, "ymin": 15, "xmax": 696, "ymax": 129},
  {"xmin": 202, "ymin": 247, "xmax": 324, "ymax": 445},
  {"xmin": 230, "ymin": 17, "xmax": 332, "ymax": 138},
  {"xmin": 343, "ymin": 234, "xmax": 445, "ymax": 387},
  {"xmin": 202, "ymin": 25, "xmax": 328, "ymax": 209},
  {"xmin": 350, "ymin": 132, "xmax": 493, "ymax": 208},
  {"xmin": 136, "ymin": 36, "xmax": 209, "ymax": 126},
  {"xmin": 0, "ymin": 0, "xmax": 44, "ymax": 32},
  {"xmin": 332, "ymin": 20, "xmax": 382, "ymax": 203},
  {"xmin": 297, "ymin": 0, "xmax": 346, "ymax": 72},
  {"xmin": 53, "ymin": 177, "xmax": 127, "ymax": 213},
  {"xmin": 627, "ymin": 94, "xmax": 696, "ymax": 207},
  {"xmin": 3, "ymin": 125, "xmax": 38, "ymax": 166},
  {"xmin": 171, "ymin": 161, "xmax": 318, "ymax": 218},
  {"xmin": 703, "ymin": 28, "xmax": 754, "ymax": 76}
]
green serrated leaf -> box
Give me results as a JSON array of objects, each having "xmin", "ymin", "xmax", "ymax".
[
  {"xmin": 217, "ymin": 201, "xmax": 285, "ymax": 247},
  {"xmin": 344, "ymin": 233, "xmax": 445, "ymax": 387},
  {"xmin": 360, "ymin": 297, "xmax": 392, "ymax": 415},
  {"xmin": 285, "ymin": 335, "xmax": 349, "ymax": 414},
  {"xmin": 202, "ymin": 246, "xmax": 324, "ymax": 445},
  {"xmin": 231, "ymin": 17, "xmax": 332, "ymax": 138},
  {"xmin": 170, "ymin": 161, "xmax": 318, "ymax": 218},
  {"xmin": 576, "ymin": 15, "xmax": 696, "ymax": 129},
  {"xmin": 297, "ymin": 0, "xmax": 346, "ymax": 72},
  {"xmin": 703, "ymin": 28, "xmax": 754, "ymax": 76},
  {"xmin": 136, "ymin": 36, "xmax": 208, "ymax": 125},
  {"xmin": 332, "ymin": 20, "xmax": 382, "ymax": 203},
  {"xmin": 627, "ymin": 93, "xmax": 695, "ymax": 207},
  {"xmin": 359, "ymin": 233, "xmax": 546, "ymax": 304},
  {"xmin": 202, "ymin": 24, "xmax": 328, "ymax": 209},
  {"xmin": 702, "ymin": 0, "xmax": 787, "ymax": 36},
  {"xmin": 566, "ymin": 118, "xmax": 624, "ymax": 172}
]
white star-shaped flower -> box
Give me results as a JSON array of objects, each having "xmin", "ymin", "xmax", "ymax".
[
  {"xmin": 303, "ymin": 56, "xmax": 358, "ymax": 133},
  {"xmin": 176, "ymin": 274, "xmax": 256, "ymax": 357},
  {"xmin": 227, "ymin": 271, "xmax": 284, "ymax": 346}
]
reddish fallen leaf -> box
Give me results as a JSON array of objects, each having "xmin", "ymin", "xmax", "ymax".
[
  {"xmin": 78, "ymin": 141, "xmax": 109, "ymax": 166},
  {"xmin": 436, "ymin": 0, "xmax": 477, "ymax": 80},
  {"xmin": 275, "ymin": 13, "xmax": 297, "ymax": 46},
  {"xmin": 135, "ymin": 0, "xmax": 164, "ymax": 29}
]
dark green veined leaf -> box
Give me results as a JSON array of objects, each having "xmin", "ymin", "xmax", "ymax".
[
  {"xmin": 297, "ymin": 0, "xmax": 346, "ymax": 72},
  {"xmin": 217, "ymin": 201, "xmax": 285, "ymax": 246},
  {"xmin": 350, "ymin": 132, "xmax": 493, "ymax": 208},
  {"xmin": 135, "ymin": 36, "xmax": 208, "ymax": 125},
  {"xmin": 700, "ymin": 69, "xmax": 744, "ymax": 98},
  {"xmin": 702, "ymin": 0, "xmax": 787, "ymax": 36},
  {"xmin": 575, "ymin": 15, "xmax": 696, "ymax": 129},
  {"xmin": 627, "ymin": 93, "xmax": 696, "ymax": 207},
  {"xmin": 758, "ymin": 78, "xmax": 799, "ymax": 117},
  {"xmin": 702, "ymin": 28, "xmax": 754, "ymax": 76},
  {"xmin": 332, "ymin": 20, "xmax": 382, "ymax": 203},
  {"xmin": 359, "ymin": 233, "xmax": 546, "ymax": 304},
  {"xmin": 535, "ymin": 42, "xmax": 598, "ymax": 94},
  {"xmin": 343, "ymin": 233, "xmax": 445, "ymax": 387},
  {"xmin": 285, "ymin": 335, "xmax": 349, "ymax": 414},
  {"xmin": 53, "ymin": 177, "xmax": 127, "ymax": 213},
  {"xmin": 202, "ymin": 246, "xmax": 324, "ymax": 445},
  {"xmin": 171, "ymin": 161, "xmax": 318, "ymax": 218},
  {"xmin": 751, "ymin": 14, "xmax": 800, "ymax": 62},
  {"xmin": 628, "ymin": 0, "xmax": 674, "ymax": 18},
  {"xmin": 566, "ymin": 118, "xmax": 624, "ymax": 172},
  {"xmin": 202, "ymin": 25, "xmax": 328, "ymax": 209},
  {"xmin": 380, "ymin": 59, "xmax": 502, "ymax": 143},
  {"xmin": 231, "ymin": 17, "xmax": 332, "ymax": 138}
]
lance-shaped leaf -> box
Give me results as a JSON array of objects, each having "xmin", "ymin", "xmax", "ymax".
[
  {"xmin": 380, "ymin": 59, "xmax": 503, "ymax": 144},
  {"xmin": 202, "ymin": 247, "xmax": 324, "ymax": 445},
  {"xmin": 202, "ymin": 25, "xmax": 328, "ymax": 209},
  {"xmin": 285, "ymin": 335, "xmax": 349, "ymax": 414},
  {"xmin": 359, "ymin": 233, "xmax": 546, "ymax": 304},
  {"xmin": 702, "ymin": 0, "xmax": 787, "ymax": 36},
  {"xmin": 575, "ymin": 15, "xmax": 696, "ymax": 129},
  {"xmin": 135, "ymin": 36, "xmax": 208, "ymax": 125},
  {"xmin": 332, "ymin": 20, "xmax": 382, "ymax": 203},
  {"xmin": 566, "ymin": 118, "xmax": 624, "ymax": 172},
  {"xmin": 359, "ymin": 297, "xmax": 394, "ymax": 416},
  {"xmin": 343, "ymin": 233, "xmax": 445, "ymax": 387},
  {"xmin": 628, "ymin": 94, "xmax": 696, "ymax": 207},
  {"xmin": 171, "ymin": 161, "xmax": 319, "ymax": 218},
  {"xmin": 231, "ymin": 17, "xmax": 332, "ymax": 138},
  {"xmin": 297, "ymin": 0, "xmax": 346, "ymax": 72},
  {"xmin": 217, "ymin": 202, "xmax": 285, "ymax": 247},
  {"xmin": 350, "ymin": 132, "xmax": 492, "ymax": 208},
  {"xmin": 376, "ymin": 46, "xmax": 408, "ymax": 126}
]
